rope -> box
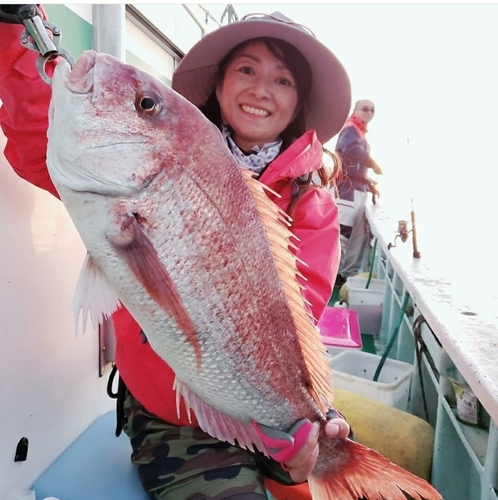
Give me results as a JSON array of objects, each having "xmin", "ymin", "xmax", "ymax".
[
  {"xmin": 365, "ymin": 237, "xmax": 378, "ymax": 289},
  {"xmin": 413, "ymin": 314, "xmax": 439, "ymax": 421}
]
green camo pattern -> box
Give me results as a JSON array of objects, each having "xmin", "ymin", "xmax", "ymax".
[{"xmin": 123, "ymin": 390, "xmax": 271, "ymax": 500}]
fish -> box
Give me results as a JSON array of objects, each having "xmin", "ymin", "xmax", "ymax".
[{"xmin": 46, "ymin": 50, "xmax": 442, "ymax": 500}]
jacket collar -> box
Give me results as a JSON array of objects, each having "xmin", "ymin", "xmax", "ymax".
[
  {"xmin": 344, "ymin": 114, "xmax": 368, "ymax": 138},
  {"xmin": 259, "ymin": 130, "xmax": 323, "ymax": 186}
]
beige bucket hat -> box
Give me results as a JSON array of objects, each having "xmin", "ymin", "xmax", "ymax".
[{"xmin": 172, "ymin": 12, "xmax": 351, "ymax": 144}]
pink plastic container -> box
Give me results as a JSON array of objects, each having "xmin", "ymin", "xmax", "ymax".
[{"xmin": 317, "ymin": 307, "xmax": 362, "ymax": 355}]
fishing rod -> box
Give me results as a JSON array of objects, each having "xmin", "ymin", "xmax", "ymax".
[{"xmin": 410, "ymin": 199, "xmax": 421, "ymax": 259}]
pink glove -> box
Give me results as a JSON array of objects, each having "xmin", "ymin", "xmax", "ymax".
[{"xmin": 253, "ymin": 419, "xmax": 313, "ymax": 465}]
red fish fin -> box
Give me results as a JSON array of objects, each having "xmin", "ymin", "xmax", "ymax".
[
  {"xmin": 241, "ymin": 169, "xmax": 334, "ymax": 413},
  {"xmin": 73, "ymin": 252, "xmax": 121, "ymax": 334},
  {"xmin": 174, "ymin": 377, "xmax": 264, "ymax": 452},
  {"xmin": 309, "ymin": 440, "xmax": 442, "ymax": 500},
  {"xmin": 109, "ymin": 214, "xmax": 201, "ymax": 367}
]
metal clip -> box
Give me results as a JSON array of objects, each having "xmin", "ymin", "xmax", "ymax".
[{"xmin": 19, "ymin": 7, "xmax": 75, "ymax": 84}]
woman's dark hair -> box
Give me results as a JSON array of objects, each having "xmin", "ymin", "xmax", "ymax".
[{"xmin": 199, "ymin": 37, "xmax": 312, "ymax": 150}]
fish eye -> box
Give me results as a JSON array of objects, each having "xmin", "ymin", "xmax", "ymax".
[{"xmin": 135, "ymin": 93, "xmax": 161, "ymax": 115}]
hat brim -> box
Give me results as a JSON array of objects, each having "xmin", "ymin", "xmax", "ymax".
[{"xmin": 172, "ymin": 16, "xmax": 351, "ymax": 144}]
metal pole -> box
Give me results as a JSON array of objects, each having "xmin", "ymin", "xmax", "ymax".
[
  {"xmin": 411, "ymin": 209, "xmax": 421, "ymax": 259},
  {"xmin": 92, "ymin": 4, "xmax": 126, "ymax": 60},
  {"xmin": 221, "ymin": 4, "xmax": 239, "ymax": 24},
  {"xmin": 182, "ymin": 4, "xmax": 206, "ymax": 38},
  {"xmin": 411, "ymin": 198, "xmax": 421, "ymax": 259}
]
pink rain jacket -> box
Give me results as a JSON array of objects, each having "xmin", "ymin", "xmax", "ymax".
[{"xmin": 0, "ymin": 22, "xmax": 340, "ymax": 426}]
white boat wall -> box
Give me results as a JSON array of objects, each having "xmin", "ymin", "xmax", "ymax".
[
  {"xmin": 1, "ymin": 4, "xmax": 497, "ymax": 500},
  {"xmin": 0, "ymin": 5, "xmax": 192, "ymax": 497},
  {"xmin": 0, "ymin": 5, "xmax": 107, "ymax": 495}
]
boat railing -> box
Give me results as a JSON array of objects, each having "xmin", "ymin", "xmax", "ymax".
[{"xmin": 366, "ymin": 201, "xmax": 498, "ymax": 500}]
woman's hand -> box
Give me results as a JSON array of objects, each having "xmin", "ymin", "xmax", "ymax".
[{"xmin": 283, "ymin": 417, "xmax": 350, "ymax": 484}]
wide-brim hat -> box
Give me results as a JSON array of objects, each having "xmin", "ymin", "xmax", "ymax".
[{"xmin": 172, "ymin": 12, "xmax": 351, "ymax": 144}]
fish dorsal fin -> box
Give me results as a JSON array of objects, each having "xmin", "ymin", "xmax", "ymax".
[
  {"xmin": 241, "ymin": 169, "xmax": 334, "ymax": 413},
  {"xmin": 73, "ymin": 252, "xmax": 121, "ymax": 334}
]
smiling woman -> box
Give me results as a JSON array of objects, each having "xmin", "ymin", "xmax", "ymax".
[
  {"xmin": 6, "ymin": 4, "xmax": 495, "ymax": 500},
  {"xmin": 214, "ymin": 39, "xmax": 302, "ymax": 151},
  {"xmin": 0, "ymin": 7, "xmax": 354, "ymax": 500}
]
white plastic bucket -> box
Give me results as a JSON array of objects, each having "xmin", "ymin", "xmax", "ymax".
[
  {"xmin": 329, "ymin": 350, "xmax": 413, "ymax": 410},
  {"xmin": 346, "ymin": 277, "xmax": 385, "ymax": 335}
]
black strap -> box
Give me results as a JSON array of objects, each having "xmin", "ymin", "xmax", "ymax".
[{"xmin": 106, "ymin": 364, "xmax": 128, "ymax": 437}]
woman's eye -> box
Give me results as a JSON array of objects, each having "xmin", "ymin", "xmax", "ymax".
[
  {"xmin": 238, "ymin": 66, "xmax": 253, "ymax": 75},
  {"xmin": 135, "ymin": 93, "xmax": 162, "ymax": 116},
  {"xmin": 278, "ymin": 77, "xmax": 294, "ymax": 87}
]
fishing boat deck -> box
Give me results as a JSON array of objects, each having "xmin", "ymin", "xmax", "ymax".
[
  {"xmin": 367, "ymin": 201, "xmax": 498, "ymax": 421},
  {"xmin": 366, "ymin": 200, "xmax": 498, "ymax": 500}
]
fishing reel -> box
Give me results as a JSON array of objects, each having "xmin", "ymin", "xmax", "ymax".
[
  {"xmin": 388, "ymin": 219, "xmax": 410, "ymax": 248},
  {"xmin": 388, "ymin": 214, "xmax": 421, "ymax": 258}
]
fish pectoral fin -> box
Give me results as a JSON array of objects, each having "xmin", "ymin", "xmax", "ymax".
[
  {"xmin": 109, "ymin": 214, "xmax": 200, "ymax": 366},
  {"xmin": 73, "ymin": 252, "xmax": 121, "ymax": 335}
]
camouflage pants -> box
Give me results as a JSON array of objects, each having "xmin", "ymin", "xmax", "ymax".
[{"xmin": 122, "ymin": 391, "xmax": 269, "ymax": 500}]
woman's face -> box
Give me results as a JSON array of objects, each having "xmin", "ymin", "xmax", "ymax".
[{"xmin": 216, "ymin": 40, "xmax": 299, "ymax": 152}]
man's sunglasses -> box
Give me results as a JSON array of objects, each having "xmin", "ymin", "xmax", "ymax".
[{"xmin": 360, "ymin": 107, "xmax": 375, "ymax": 113}]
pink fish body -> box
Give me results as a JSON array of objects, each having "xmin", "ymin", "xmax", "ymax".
[{"xmin": 47, "ymin": 51, "xmax": 441, "ymax": 500}]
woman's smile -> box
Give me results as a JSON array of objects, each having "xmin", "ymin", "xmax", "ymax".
[
  {"xmin": 216, "ymin": 40, "xmax": 299, "ymax": 151},
  {"xmin": 240, "ymin": 104, "xmax": 270, "ymax": 117}
]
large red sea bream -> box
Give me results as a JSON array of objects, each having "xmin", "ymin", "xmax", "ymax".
[{"xmin": 46, "ymin": 50, "xmax": 441, "ymax": 500}]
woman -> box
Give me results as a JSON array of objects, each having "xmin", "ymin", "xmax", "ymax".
[{"xmin": 0, "ymin": 8, "xmax": 351, "ymax": 500}]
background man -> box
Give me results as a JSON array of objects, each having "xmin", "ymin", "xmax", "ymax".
[{"xmin": 334, "ymin": 99, "xmax": 382, "ymax": 286}]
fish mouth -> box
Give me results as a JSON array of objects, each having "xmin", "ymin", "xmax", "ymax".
[{"xmin": 65, "ymin": 50, "xmax": 98, "ymax": 94}]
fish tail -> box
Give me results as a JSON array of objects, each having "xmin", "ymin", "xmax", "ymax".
[{"xmin": 308, "ymin": 439, "xmax": 442, "ymax": 500}]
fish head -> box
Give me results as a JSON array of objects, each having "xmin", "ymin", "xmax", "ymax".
[{"xmin": 47, "ymin": 50, "xmax": 221, "ymax": 197}]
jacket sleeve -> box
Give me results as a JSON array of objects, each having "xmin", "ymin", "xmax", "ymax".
[
  {"xmin": 290, "ymin": 186, "xmax": 340, "ymax": 322},
  {"xmin": 0, "ymin": 19, "xmax": 59, "ymax": 198},
  {"xmin": 335, "ymin": 126, "xmax": 369, "ymax": 168}
]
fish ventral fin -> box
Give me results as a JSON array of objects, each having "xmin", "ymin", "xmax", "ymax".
[
  {"xmin": 174, "ymin": 377, "xmax": 264, "ymax": 453},
  {"xmin": 73, "ymin": 252, "xmax": 121, "ymax": 335},
  {"xmin": 241, "ymin": 169, "xmax": 334, "ymax": 414}
]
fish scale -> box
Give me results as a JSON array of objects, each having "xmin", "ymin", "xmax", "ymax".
[
  {"xmin": 146, "ymin": 158, "xmax": 314, "ymax": 414},
  {"xmin": 47, "ymin": 50, "xmax": 442, "ymax": 499},
  {"xmin": 130, "ymin": 169, "xmax": 309, "ymax": 417}
]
